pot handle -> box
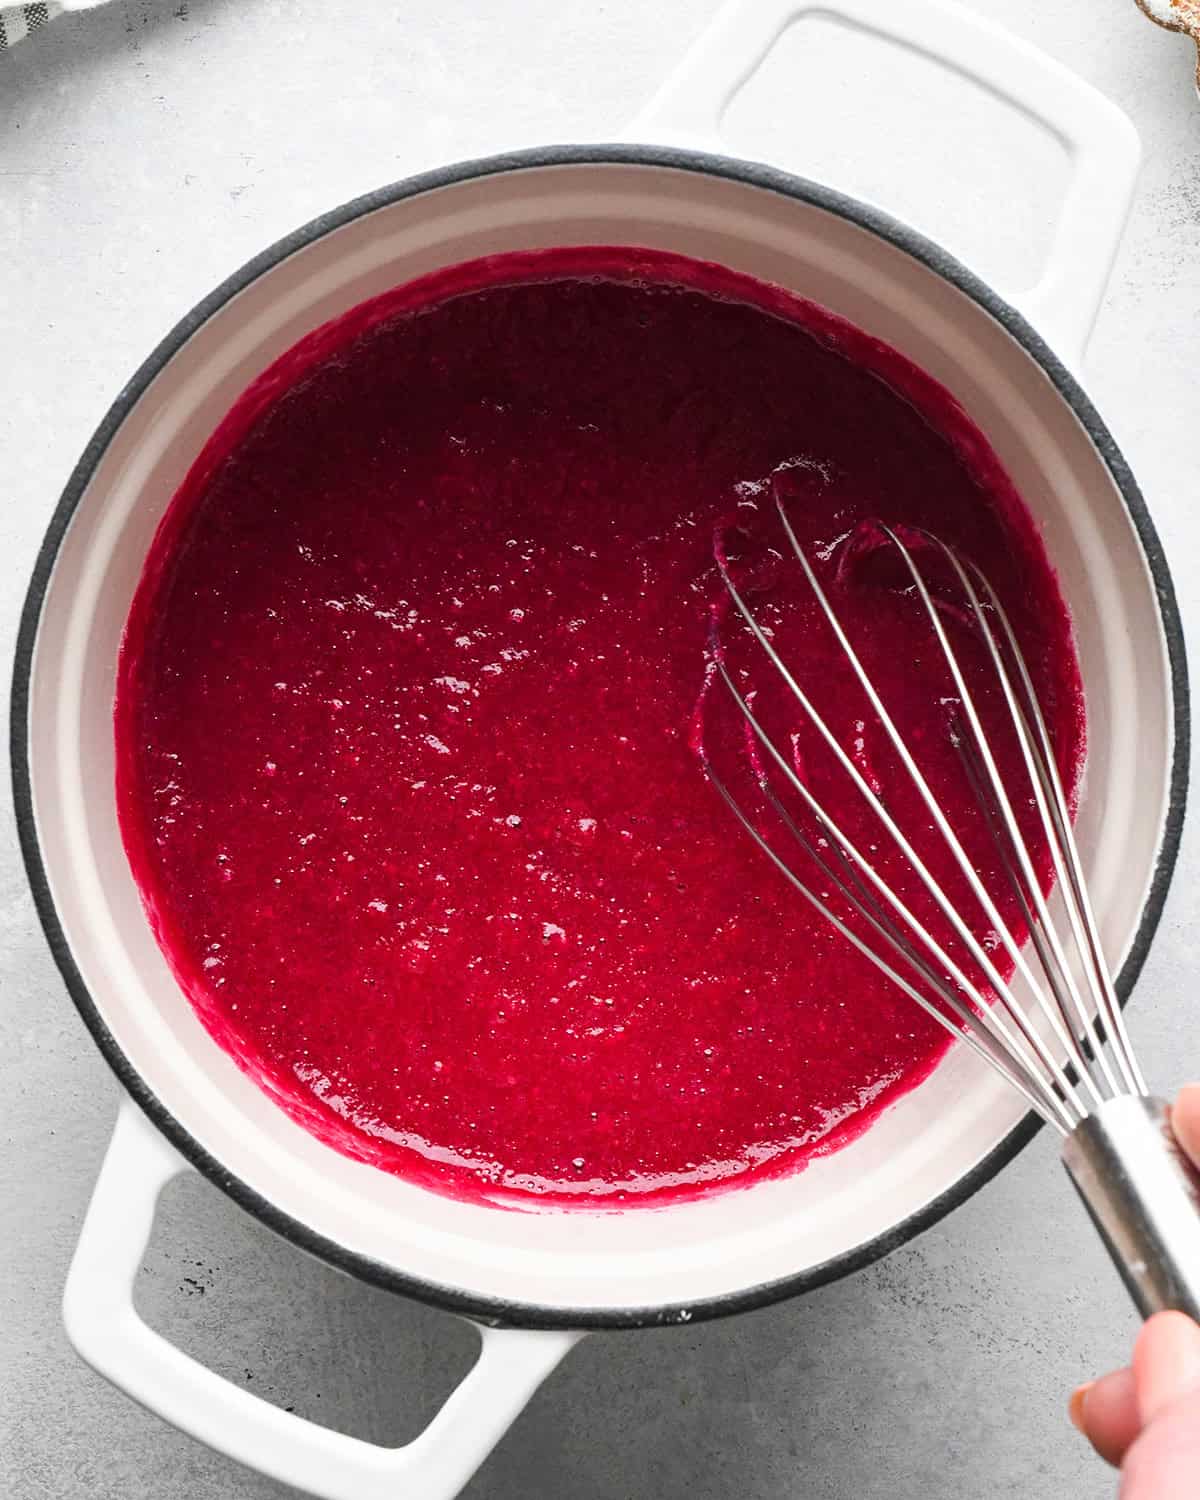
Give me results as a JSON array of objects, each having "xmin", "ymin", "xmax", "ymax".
[
  {"xmin": 63, "ymin": 1101, "xmax": 580, "ymax": 1500},
  {"xmin": 625, "ymin": 0, "xmax": 1141, "ymax": 366}
]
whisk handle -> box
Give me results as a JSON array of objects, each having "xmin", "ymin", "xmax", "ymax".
[{"xmin": 1062, "ymin": 1096, "xmax": 1200, "ymax": 1321}]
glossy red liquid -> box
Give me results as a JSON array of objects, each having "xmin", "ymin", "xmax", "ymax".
[{"xmin": 116, "ymin": 248, "xmax": 1083, "ymax": 1206}]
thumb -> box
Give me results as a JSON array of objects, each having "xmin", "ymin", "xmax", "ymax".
[{"xmin": 1133, "ymin": 1312, "xmax": 1200, "ymax": 1425}]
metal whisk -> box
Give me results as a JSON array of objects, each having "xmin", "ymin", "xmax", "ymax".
[{"xmin": 703, "ymin": 497, "xmax": 1200, "ymax": 1320}]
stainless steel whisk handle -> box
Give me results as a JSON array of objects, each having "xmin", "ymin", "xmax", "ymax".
[{"xmin": 1063, "ymin": 1096, "xmax": 1200, "ymax": 1321}]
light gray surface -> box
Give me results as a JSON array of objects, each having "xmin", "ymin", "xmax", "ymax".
[{"xmin": 2, "ymin": 2, "xmax": 1198, "ymax": 1496}]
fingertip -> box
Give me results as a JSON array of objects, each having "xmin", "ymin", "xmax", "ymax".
[
  {"xmin": 1120, "ymin": 1392, "xmax": 1200, "ymax": 1500},
  {"xmin": 1134, "ymin": 1312, "xmax": 1200, "ymax": 1425},
  {"xmin": 1075, "ymin": 1366, "xmax": 1140, "ymax": 1467},
  {"xmin": 1170, "ymin": 1084, "xmax": 1200, "ymax": 1163}
]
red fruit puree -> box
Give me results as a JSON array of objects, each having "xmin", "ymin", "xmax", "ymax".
[{"xmin": 116, "ymin": 247, "xmax": 1083, "ymax": 1206}]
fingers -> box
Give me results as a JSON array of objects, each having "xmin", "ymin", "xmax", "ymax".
[
  {"xmin": 1071, "ymin": 1316, "xmax": 1200, "ymax": 1474},
  {"xmin": 1133, "ymin": 1311, "xmax": 1200, "ymax": 1424},
  {"xmin": 1120, "ymin": 1392, "xmax": 1200, "ymax": 1499},
  {"xmin": 1169, "ymin": 1083, "xmax": 1200, "ymax": 1168},
  {"xmin": 1071, "ymin": 1366, "xmax": 1141, "ymax": 1467},
  {"xmin": 1068, "ymin": 1085, "xmax": 1200, "ymax": 1481},
  {"xmin": 1114, "ymin": 1315, "xmax": 1200, "ymax": 1497}
]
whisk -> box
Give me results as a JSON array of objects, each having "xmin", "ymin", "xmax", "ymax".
[{"xmin": 703, "ymin": 498, "xmax": 1200, "ymax": 1320}]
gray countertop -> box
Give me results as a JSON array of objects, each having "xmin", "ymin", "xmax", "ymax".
[{"xmin": 2, "ymin": 2, "xmax": 1198, "ymax": 1495}]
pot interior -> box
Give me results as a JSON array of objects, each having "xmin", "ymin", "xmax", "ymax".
[{"xmin": 23, "ymin": 156, "xmax": 1177, "ymax": 1319}]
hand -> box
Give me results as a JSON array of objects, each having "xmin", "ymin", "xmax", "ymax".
[{"xmin": 1069, "ymin": 1085, "xmax": 1200, "ymax": 1497}]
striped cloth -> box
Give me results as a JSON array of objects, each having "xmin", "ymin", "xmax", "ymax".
[
  {"xmin": 1, "ymin": 1, "xmax": 108, "ymax": 49},
  {"xmin": 0, "ymin": 3, "xmax": 60, "ymax": 47}
]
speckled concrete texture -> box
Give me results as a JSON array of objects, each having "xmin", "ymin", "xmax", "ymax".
[{"xmin": 2, "ymin": 2, "xmax": 1198, "ymax": 1496}]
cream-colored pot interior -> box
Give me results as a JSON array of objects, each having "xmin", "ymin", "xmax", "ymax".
[{"xmin": 25, "ymin": 158, "xmax": 1176, "ymax": 1318}]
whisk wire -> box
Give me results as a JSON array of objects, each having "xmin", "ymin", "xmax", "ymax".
[
  {"xmin": 965, "ymin": 564, "xmax": 1146, "ymax": 1097},
  {"xmin": 886, "ymin": 528, "xmax": 1118, "ymax": 1105},
  {"xmin": 712, "ymin": 582, "xmax": 1088, "ymax": 1126},
  {"xmin": 765, "ymin": 772, "xmax": 1077, "ymax": 1128},
  {"xmin": 702, "ymin": 763, "xmax": 1067, "ymax": 1127},
  {"xmin": 709, "ymin": 500, "xmax": 1146, "ymax": 1133},
  {"xmin": 716, "ymin": 653, "xmax": 1075, "ymax": 1121},
  {"xmin": 773, "ymin": 508, "xmax": 1100, "ymax": 1117}
]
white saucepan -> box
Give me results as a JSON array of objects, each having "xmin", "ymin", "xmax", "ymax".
[{"xmin": 12, "ymin": 1, "xmax": 1188, "ymax": 1497}]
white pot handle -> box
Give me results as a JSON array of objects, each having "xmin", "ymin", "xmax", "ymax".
[
  {"xmin": 625, "ymin": 0, "xmax": 1141, "ymax": 367},
  {"xmin": 63, "ymin": 1101, "xmax": 580, "ymax": 1500}
]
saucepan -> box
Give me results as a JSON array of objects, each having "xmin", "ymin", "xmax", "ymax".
[{"xmin": 11, "ymin": 0, "xmax": 1187, "ymax": 1496}]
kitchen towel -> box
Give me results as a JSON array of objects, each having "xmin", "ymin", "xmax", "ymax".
[
  {"xmin": 1, "ymin": 4, "xmax": 59, "ymax": 47},
  {"xmin": 1, "ymin": 0, "xmax": 107, "ymax": 50}
]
